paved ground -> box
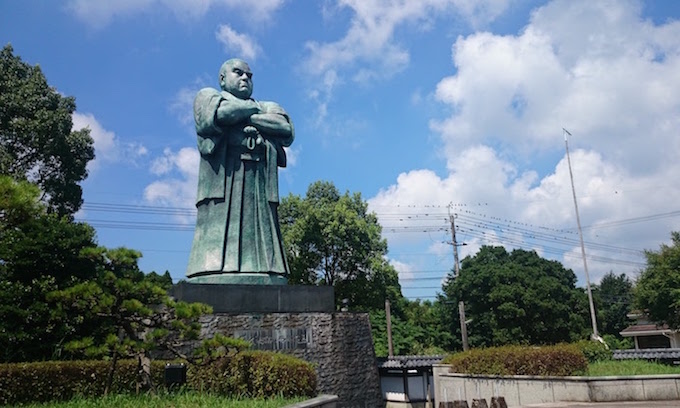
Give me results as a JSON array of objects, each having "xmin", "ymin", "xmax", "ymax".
[{"xmin": 520, "ymin": 401, "xmax": 680, "ymax": 407}]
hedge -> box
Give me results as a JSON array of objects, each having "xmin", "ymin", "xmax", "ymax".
[
  {"xmin": 443, "ymin": 344, "xmax": 588, "ymax": 376},
  {"xmin": 0, "ymin": 352, "xmax": 316, "ymax": 406},
  {"xmin": 574, "ymin": 339, "xmax": 612, "ymax": 364},
  {"xmin": 0, "ymin": 359, "xmax": 165, "ymax": 405},
  {"xmin": 189, "ymin": 351, "xmax": 317, "ymax": 398}
]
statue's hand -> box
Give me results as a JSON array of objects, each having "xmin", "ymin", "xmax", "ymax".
[
  {"xmin": 243, "ymin": 125, "xmax": 264, "ymax": 150},
  {"xmin": 243, "ymin": 125, "xmax": 259, "ymax": 135}
]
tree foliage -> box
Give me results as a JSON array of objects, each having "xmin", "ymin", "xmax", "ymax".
[
  {"xmin": 635, "ymin": 231, "xmax": 680, "ymax": 329},
  {"xmin": 0, "ymin": 176, "xmax": 209, "ymax": 374},
  {"xmin": 1, "ymin": 44, "xmax": 94, "ymax": 216},
  {"xmin": 442, "ymin": 246, "xmax": 590, "ymax": 347},
  {"xmin": 279, "ymin": 180, "xmax": 402, "ymax": 311},
  {"xmin": 49, "ymin": 247, "xmax": 211, "ymax": 393},
  {"xmin": 593, "ymin": 271, "xmax": 633, "ymax": 337},
  {"xmin": 370, "ymin": 299, "xmax": 451, "ymax": 357},
  {"xmin": 0, "ymin": 176, "xmax": 98, "ymax": 362}
]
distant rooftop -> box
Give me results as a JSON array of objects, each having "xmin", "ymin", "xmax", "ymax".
[
  {"xmin": 377, "ymin": 355, "xmax": 444, "ymax": 369},
  {"xmin": 613, "ymin": 348, "xmax": 680, "ymax": 360}
]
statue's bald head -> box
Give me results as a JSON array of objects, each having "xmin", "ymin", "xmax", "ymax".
[{"xmin": 219, "ymin": 58, "xmax": 253, "ymax": 99}]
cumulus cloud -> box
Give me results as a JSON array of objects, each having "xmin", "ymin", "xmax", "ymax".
[
  {"xmin": 368, "ymin": 144, "xmax": 676, "ymax": 285},
  {"xmin": 432, "ymin": 0, "xmax": 680, "ymax": 173},
  {"xmin": 390, "ymin": 259, "xmax": 416, "ymax": 281},
  {"xmin": 144, "ymin": 147, "xmax": 199, "ymax": 213},
  {"xmin": 67, "ymin": 0, "xmax": 286, "ymax": 27},
  {"xmin": 216, "ymin": 25, "xmax": 262, "ymax": 61},
  {"xmin": 170, "ymin": 86, "xmax": 201, "ymax": 127},
  {"xmin": 72, "ymin": 112, "xmax": 148, "ymax": 171},
  {"xmin": 305, "ymin": 0, "xmax": 511, "ymax": 77},
  {"xmin": 369, "ymin": 7, "xmax": 680, "ymax": 287},
  {"xmin": 302, "ymin": 0, "xmax": 512, "ymax": 124}
]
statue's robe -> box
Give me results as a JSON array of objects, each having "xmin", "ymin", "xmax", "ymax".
[{"xmin": 186, "ymin": 88, "xmax": 294, "ymax": 278}]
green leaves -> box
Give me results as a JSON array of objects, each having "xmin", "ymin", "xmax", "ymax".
[
  {"xmin": 279, "ymin": 180, "xmax": 398, "ymax": 311},
  {"xmin": 442, "ymin": 246, "xmax": 590, "ymax": 347},
  {"xmin": 593, "ymin": 271, "xmax": 633, "ymax": 337},
  {"xmin": 0, "ymin": 45, "xmax": 94, "ymax": 216},
  {"xmin": 635, "ymin": 231, "xmax": 680, "ymax": 329}
]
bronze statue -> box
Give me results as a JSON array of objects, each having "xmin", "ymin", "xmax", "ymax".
[{"xmin": 186, "ymin": 59, "xmax": 294, "ymax": 284}]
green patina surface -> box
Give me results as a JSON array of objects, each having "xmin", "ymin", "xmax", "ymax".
[
  {"xmin": 186, "ymin": 59, "xmax": 294, "ymax": 285},
  {"xmin": 187, "ymin": 272, "xmax": 288, "ymax": 285}
]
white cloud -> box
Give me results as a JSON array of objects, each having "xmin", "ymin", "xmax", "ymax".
[
  {"xmin": 215, "ymin": 25, "xmax": 262, "ymax": 61},
  {"xmin": 432, "ymin": 0, "xmax": 680, "ymax": 174},
  {"xmin": 282, "ymin": 146, "xmax": 299, "ymax": 168},
  {"xmin": 390, "ymin": 259, "xmax": 416, "ymax": 281},
  {"xmin": 66, "ymin": 0, "xmax": 155, "ymax": 26},
  {"xmin": 72, "ymin": 112, "xmax": 148, "ymax": 171},
  {"xmin": 170, "ymin": 86, "xmax": 201, "ymax": 127},
  {"xmin": 302, "ymin": 0, "xmax": 512, "ymax": 128},
  {"xmin": 145, "ymin": 147, "xmax": 199, "ymax": 212},
  {"xmin": 67, "ymin": 0, "xmax": 286, "ymax": 26}
]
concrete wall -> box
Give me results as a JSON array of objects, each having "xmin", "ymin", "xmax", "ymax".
[
  {"xmin": 433, "ymin": 364, "xmax": 680, "ymax": 407},
  {"xmin": 199, "ymin": 312, "xmax": 383, "ymax": 408},
  {"xmin": 285, "ymin": 395, "xmax": 339, "ymax": 408}
]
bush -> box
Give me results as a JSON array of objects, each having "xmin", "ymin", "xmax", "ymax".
[
  {"xmin": 0, "ymin": 351, "xmax": 317, "ymax": 405},
  {"xmin": 0, "ymin": 359, "xmax": 165, "ymax": 405},
  {"xmin": 189, "ymin": 351, "xmax": 316, "ymax": 398},
  {"xmin": 601, "ymin": 334, "xmax": 634, "ymax": 350},
  {"xmin": 443, "ymin": 344, "xmax": 587, "ymax": 376},
  {"xmin": 575, "ymin": 339, "xmax": 612, "ymax": 363}
]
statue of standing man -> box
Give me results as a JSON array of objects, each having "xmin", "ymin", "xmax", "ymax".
[{"xmin": 186, "ymin": 59, "xmax": 293, "ymax": 285}]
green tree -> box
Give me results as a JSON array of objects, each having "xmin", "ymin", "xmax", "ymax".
[
  {"xmin": 635, "ymin": 231, "xmax": 680, "ymax": 329},
  {"xmin": 593, "ymin": 271, "xmax": 633, "ymax": 337},
  {"xmin": 0, "ymin": 176, "xmax": 98, "ymax": 362},
  {"xmin": 1, "ymin": 44, "xmax": 94, "ymax": 216},
  {"xmin": 442, "ymin": 246, "xmax": 590, "ymax": 347},
  {"xmin": 49, "ymin": 247, "xmax": 211, "ymax": 393},
  {"xmin": 279, "ymin": 181, "xmax": 402, "ymax": 311},
  {"xmin": 369, "ymin": 299, "xmax": 451, "ymax": 357}
]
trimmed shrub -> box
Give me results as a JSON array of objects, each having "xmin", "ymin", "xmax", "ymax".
[
  {"xmin": 189, "ymin": 351, "xmax": 316, "ymax": 398},
  {"xmin": 443, "ymin": 344, "xmax": 587, "ymax": 376},
  {"xmin": 575, "ymin": 339, "xmax": 613, "ymax": 363},
  {"xmin": 0, "ymin": 352, "xmax": 316, "ymax": 405},
  {"xmin": 0, "ymin": 359, "xmax": 165, "ymax": 405}
]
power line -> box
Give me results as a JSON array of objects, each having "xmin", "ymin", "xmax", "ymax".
[{"xmin": 77, "ymin": 200, "xmax": 674, "ymax": 269}]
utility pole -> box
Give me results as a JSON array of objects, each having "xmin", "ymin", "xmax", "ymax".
[
  {"xmin": 458, "ymin": 301, "xmax": 469, "ymax": 351},
  {"xmin": 385, "ymin": 299, "xmax": 394, "ymax": 357},
  {"xmin": 450, "ymin": 212, "xmax": 461, "ymax": 278},
  {"xmin": 563, "ymin": 128, "xmax": 599, "ymax": 340},
  {"xmin": 449, "ymin": 209, "xmax": 469, "ymax": 351}
]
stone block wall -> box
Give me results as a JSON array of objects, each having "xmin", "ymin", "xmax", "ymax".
[{"xmin": 199, "ymin": 312, "xmax": 383, "ymax": 408}]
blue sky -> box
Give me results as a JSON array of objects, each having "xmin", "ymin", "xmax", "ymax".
[{"xmin": 2, "ymin": 0, "xmax": 680, "ymax": 301}]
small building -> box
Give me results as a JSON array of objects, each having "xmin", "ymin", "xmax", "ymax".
[
  {"xmin": 377, "ymin": 355, "xmax": 442, "ymax": 408},
  {"xmin": 619, "ymin": 312, "xmax": 680, "ymax": 349}
]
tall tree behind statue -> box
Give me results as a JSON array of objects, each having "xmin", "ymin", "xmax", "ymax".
[{"xmin": 279, "ymin": 181, "xmax": 402, "ymax": 311}]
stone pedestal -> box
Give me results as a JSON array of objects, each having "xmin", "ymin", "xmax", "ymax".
[
  {"xmin": 170, "ymin": 282, "xmax": 335, "ymax": 313},
  {"xmin": 171, "ymin": 284, "xmax": 383, "ymax": 408}
]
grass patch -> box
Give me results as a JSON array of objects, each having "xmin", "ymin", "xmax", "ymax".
[
  {"xmin": 13, "ymin": 392, "xmax": 305, "ymax": 408},
  {"xmin": 586, "ymin": 360, "xmax": 680, "ymax": 376}
]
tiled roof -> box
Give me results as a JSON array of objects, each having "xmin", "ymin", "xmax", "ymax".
[
  {"xmin": 620, "ymin": 323, "xmax": 670, "ymax": 334},
  {"xmin": 613, "ymin": 348, "xmax": 680, "ymax": 360},
  {"xmin": 377, "ymin": 355, "xmax": 444, "ymax": 369}
]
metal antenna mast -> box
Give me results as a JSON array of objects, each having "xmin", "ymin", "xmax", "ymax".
[{"xmin": 563, "ymin": 128, "xmax": 599, "ymax": 340}]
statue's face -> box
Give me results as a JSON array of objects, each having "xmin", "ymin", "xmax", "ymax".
[{"xmin": 220, "ymin": 60, "xmax": 253, "ymax": 99}]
